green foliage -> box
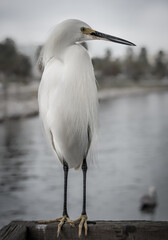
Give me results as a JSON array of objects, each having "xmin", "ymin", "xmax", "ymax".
[
  {"xmin": 92, "ymin": 46, "xmax": 168, "ymax": 82},
  {"xmin": 153, "ymin": 50, "xmax": 167, "ymax": 79},
  {"xmin": 93, "ymin": 49, "xmax": 121, "ymax": 77},
  {"xmin": 0, "ymin": 38, "xmax": 18, "ymax": 74},
  {"xmin": 0, "ymin": 38, "xmax": 32, "ymax": 82}
]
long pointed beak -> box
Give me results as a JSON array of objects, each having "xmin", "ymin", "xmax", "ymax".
[{"xmin": 90, "ymin": 30, "xmax": 136, "ymax": 46}]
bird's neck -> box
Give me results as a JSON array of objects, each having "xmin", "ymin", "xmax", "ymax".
[
  {"xmin": 43, "ymin": 29, "xmax": 75, "ymax": 65},
  {"xmin": 43, "ymin": 43, "xmax": 69, "ymax": 65}
]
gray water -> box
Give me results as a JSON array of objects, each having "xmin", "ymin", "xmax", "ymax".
[{"xmin": 0, "ymin": 91, "xmax": 168, "ymax": 228}]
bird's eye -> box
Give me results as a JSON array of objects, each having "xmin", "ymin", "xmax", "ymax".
[{"xmin": 80, "ymin": 27, "xmax": 85, "ymax": 32}]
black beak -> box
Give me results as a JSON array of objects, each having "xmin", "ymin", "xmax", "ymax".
[{"xmin": 90, "ymin": 31, "xmax": 136, "ymax": 46}]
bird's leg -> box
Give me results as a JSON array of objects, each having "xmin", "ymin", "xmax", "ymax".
[
  {"xmin": 63, "ymin": 160, "xmax": 69, "ymax": 217},
  {"xmin": 80, "ymin": 158, "xmax": 88, "ymax": 236},
  {"xmin": 56, "ymin": 160, "xmax": 73, "ymax": 236},
  {"xmin": 38, "ymin": 160, "xmax": 72, "ymax": 237},
  {"xmin": 71, "ymin": 158, "xmax": 88, "ymax": 237},
  {"xmin": 82, "ymin": 158, "xmax": 87, "ymax": 216}
]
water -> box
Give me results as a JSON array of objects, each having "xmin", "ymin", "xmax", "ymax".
[{"xmin": 0, "ymin": 91, "xmax": 168, "ymax": 228}]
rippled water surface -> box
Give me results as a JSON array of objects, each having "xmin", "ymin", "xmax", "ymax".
[{"xmin": 0, "ymin": 91, "xmax": 168, "ymax": 228}]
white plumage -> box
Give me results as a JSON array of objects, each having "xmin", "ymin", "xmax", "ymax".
[
  {"xmin": 37, "ymin": 19, "xmax": 135, "ymax": 236},
  {"xmin": 38, "ymin": 19, "xmax": 98, "ymax": 169}
]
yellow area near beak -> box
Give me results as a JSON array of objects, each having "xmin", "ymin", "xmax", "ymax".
[{"xmin": 83, "ymin": 28, "xmax": 96, "ymax": 35}]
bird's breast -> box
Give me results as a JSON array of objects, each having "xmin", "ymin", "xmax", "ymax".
[{"xmin": 38, "ymin": 47, "xmax": 97, "ymax": 168}]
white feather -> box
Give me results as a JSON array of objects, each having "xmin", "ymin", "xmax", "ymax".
[{"xmin": 38, "ymin": 20, "xmax": 98, "ymax": 169}]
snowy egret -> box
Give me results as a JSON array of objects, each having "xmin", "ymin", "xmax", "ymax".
[{"xmin": 38, "ymin": 19, "xmax": 135, "ymax": 236}]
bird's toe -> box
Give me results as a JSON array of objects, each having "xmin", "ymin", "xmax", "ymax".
[
  {"xmin": 37, "ymin": 217, "xmax": 62, "ymax": 224},
  {"xmin": 71, "ymin": 214, "xmax": 88, "ymax": 237},
  {"xmin": 38, "ymin": 215, "xmax": 73, "ymax": 237},
  {"xmin": 57, "ymin": 215, "xmax": 73, "ymax": 237}
]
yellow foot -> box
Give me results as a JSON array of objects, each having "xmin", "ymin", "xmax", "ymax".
[
  {"xmin": 38, "ymin": 215, "xmax": 72, "ymax": 237},
  {"xmin": 71, "ymin": 214, "xmax": 88, "ymax": 237}
]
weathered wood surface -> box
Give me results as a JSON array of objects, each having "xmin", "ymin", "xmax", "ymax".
[{"xmin": 1, "ymin": 220, "xmax": 168, "ymax": 240}]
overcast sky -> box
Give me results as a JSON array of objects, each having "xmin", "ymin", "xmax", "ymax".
[{"xmin": 0, "ymin": 0, "xmax": 168, "ymax": 57}]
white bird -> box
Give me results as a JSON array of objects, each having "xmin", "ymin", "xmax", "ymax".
[
  {"xmin": 38, "ymin": 19, "xmax": 135, "ymax": 237},
  {"xmin": 140, "ymin": 187, "xmax": 157, "ymax": 212}
]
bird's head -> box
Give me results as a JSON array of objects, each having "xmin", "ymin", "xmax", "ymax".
[
  {"xmin": 42, "ymin": 19, "xmax": 135, "ymax": 66},
  {"xmin": 56, "ymin": 19, "xmax": 135, "ymax": 46}
]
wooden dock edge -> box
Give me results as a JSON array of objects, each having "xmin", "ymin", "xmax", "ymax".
[{"xmin": 1, "ymin": 220, "xmax": 168, "ymax": 240}]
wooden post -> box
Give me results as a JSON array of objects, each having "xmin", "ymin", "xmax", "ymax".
[{"xmin": 1, "ymin": 220, "xmax": 168, "ymax": 240}]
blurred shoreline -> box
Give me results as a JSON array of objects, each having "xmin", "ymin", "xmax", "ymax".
[
  {"xmin": 0, "ymin": 80, "xmax": 168, "ymax": 123},
  {"xmin": 0, "ymin": 81, "xmax": 39, "ymax": 123},
  {"xmin": 99, "ymin": 85, "xmax": 168, "ymax": 100}
]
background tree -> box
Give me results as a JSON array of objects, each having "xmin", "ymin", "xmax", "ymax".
[
  {"xmin": 0, "ymin": 38, "xmax": 18, "ymax": 75},
  {"xmin": 136, "ymin": 47, "xmax": 150, "ymax": 78},
  {"xmin": 123, "ymin": 47, "xmax": 136, "ymax": 80},
  {"xmin": 153, "ymin": 50, "xmax": 167, "ymax": 79},
  {"xmin": 0, "ymin": 38, "xmax": 32, "ymax": 119},
  {"xmin": 0, "ymin": 38, "xmax": 32, "ymax": 81},
  {"xmin": 123, "ymin": 47, "xmax": 152, "ymax": 81},
  {"xmin": 93, "ymin": 48, "xmax": 121, "ymax": 77}
]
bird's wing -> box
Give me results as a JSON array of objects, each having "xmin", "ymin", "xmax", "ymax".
[{"xmin": 38, "ymin": 57, "xmax": 64, "ymax": 159}]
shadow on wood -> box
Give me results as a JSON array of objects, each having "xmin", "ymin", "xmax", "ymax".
[{"xmin": 1, "ymin": 220, "xmax": 168, "ymax": 240}]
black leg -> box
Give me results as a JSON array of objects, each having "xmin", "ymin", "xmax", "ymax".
[
  {"xmin": 63, "ymin": 160, "xmax": 69, "ymax": 216},
  {"xmin": 81, "ymin": 158, "xmax": 87, "ymax": 215}
]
